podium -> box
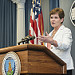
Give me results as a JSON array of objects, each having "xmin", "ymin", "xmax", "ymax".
[{"xmin": 0, "ymin": 44, "xmax": 67, "ymax": 75}]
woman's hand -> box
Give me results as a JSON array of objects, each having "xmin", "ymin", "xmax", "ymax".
[
  {"xmin": 37, "ymin": 32, "xmax": 58, "ymax": 47},
  {"xmin": 38, "ymin": 32, "xmax": 53, "ymax": 43}
]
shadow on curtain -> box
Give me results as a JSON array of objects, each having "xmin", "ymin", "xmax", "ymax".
[
  {"xmin": 25, "ymin": 0, "xmax": 32, "ymax": 36},
  {"xmin": 0, "ymin": 0, "xmax": 16, "ymax": 48}
]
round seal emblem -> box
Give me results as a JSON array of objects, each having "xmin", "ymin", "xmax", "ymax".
[
  {"xmin": 70, "ymin": 1, "xmax": 75, "ymax": 26},
  {"xmin": 2, "ymin": 51, "xmax": 21, "ymax": 75}
]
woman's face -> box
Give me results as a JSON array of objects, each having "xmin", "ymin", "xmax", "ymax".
[{"xmin": 50, "ymin": 13, "xmax": 63, "ymax": 28}]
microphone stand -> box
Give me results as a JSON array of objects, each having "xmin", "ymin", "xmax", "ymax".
[
  {"xmin": 25, "ymin": 39, "xmax": 29, "ymax": 44},
  {"xmin": 18, "ymin": 39, "xmax": 29, "ymax": 45}
]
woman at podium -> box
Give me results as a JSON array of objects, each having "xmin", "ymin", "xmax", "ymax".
[{"xmin": 38, "ymin": 8, "xmax": 74, "ymax": 75}]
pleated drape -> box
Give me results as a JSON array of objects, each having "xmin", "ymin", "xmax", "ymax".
[{"xmin": 0, "ymin": 0, "xmax": 16, "ymax": 48}]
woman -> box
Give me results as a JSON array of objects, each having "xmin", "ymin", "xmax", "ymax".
[{"xmin": 38, "ymin": 8, "xmax": 74, "ymax": 75}]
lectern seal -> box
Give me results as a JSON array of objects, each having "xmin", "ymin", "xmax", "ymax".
[{"xmin": 2, "ymin": 51, "xmax": 21, "ymax": 75}]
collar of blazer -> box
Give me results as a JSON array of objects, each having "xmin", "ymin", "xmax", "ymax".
[{"xmin": 50, "ymin": 25, "xmax": 65, "ymax": 39}]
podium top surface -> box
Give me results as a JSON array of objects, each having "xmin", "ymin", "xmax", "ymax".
[{"xmin": 0, "ymin": 44, "xmax": 66, "ymax": 66}]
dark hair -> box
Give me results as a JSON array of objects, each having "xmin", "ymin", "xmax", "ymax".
[{"xmin": 50, "ymin": 8, "xmax": 65, "ymax": 19}]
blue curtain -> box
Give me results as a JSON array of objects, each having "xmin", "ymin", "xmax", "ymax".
[
  {"xmin": 49, "ymin": 0, "xmax": 59, "ymax": 31},
  {"xmin": 0, "ymin": 0, "xmax": 16, "ymax": 48}
]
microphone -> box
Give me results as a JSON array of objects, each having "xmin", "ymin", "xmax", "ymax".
[
  {"xmin": 22, "ymin": 35, "xmax": 35, "ymax": 41},
  {"xmin": 18, "ymin": 35, "xmax": 35, "ymax": 45},
  {"xmin": 28, "ymin": 36, "xmax": 35, "ymax": 40}
]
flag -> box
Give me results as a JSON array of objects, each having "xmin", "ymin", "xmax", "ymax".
[{"xmin": 29, "ymin": 0, "xmax": 44, "ymax": 45}]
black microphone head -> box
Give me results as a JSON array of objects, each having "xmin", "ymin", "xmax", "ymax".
[
  {"xmin": 24, "ymin": 35, "xmax": 30, "ymax": 39},
  {"xmin": 22, "ymin": 35, "xmax": 35, "ymax": 41},
  {"xmin": 29, "ymin": 36, "xmax": 35, "ymax": 40}
]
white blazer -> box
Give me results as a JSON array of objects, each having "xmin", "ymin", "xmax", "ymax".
[{"xmin": 46, "ymin": 25, "xmax": 74, "ymax": 70}]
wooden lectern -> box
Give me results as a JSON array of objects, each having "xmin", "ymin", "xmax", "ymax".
[{"xmin": 0, "ymin": 44, "xmax": 67, "ymax": 75}]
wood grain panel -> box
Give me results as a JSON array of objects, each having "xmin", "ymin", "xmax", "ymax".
[
  {"xmin": 27, "ymin": 50, "xmax": 63, "ymax": 74},
  {"xmin": 0, "ymin": 44, "xmax": 67, "ymax": 75}
]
